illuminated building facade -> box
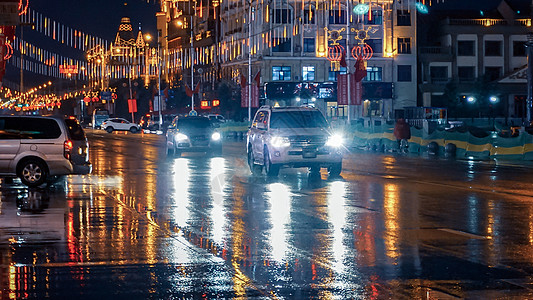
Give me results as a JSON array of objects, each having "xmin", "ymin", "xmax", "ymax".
[
  {"xmin": 157, "ymin": 0, "xmax": 420, "ymax": 119},
  {"xmin": 418, "ymin": 0, "xmax": 532, "ymax": 120}
]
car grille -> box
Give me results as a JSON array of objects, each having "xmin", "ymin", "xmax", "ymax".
[
  {"xmin": 288, "ymin": 135, "xmax": 327, "ymax": 148},
  {"xmin": 190, "ymin": 135, "xmax": 209, "ymax": 146}
]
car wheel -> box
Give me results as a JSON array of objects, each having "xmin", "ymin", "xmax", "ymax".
[
  {"xmin": 18, "ymin": 159, "xmax": 47, "ymax": 187},
  {"xmin": 264, "ymin": 147, "xmax": 279, "ymax": 177},
  {"xmin": 328, "ymin": 162, "xmax": 342, "ymax": 177},
  {"xmin": 130, "ymin": 127, "xmax": 138, "ymax": 133},
  {"xmin": 247, "ymin": 145, "xmax": 262, "ymax": 175},
  {"xmin": 166, "ymin": 140, "xmax": 174, "ymax": 156},
  {"xmin": 174, "ymin": 144, "xmax": 182, "ymax": 157},
  {"xmin": 309, "ymin": 166, "xmax": 321, "ymax": 174},
  {"xmin": 105, "ymin": 127, "xmax": 113, "ymax": 133}
]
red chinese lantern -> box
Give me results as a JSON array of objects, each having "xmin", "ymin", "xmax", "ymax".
[
  {"xmin": 92, "ymin": 96, "xmax": 99, "ymax": 102},
  {"xmin": 327, "ymin": 44, "xmax": 344, "ymax": 62},
  {"xmin": 351, "ymin": 43, "xmax": 373, "ymax": 60},
  {"xmin": 83, "ymin": 96, "xmax": 91, "ymax": 103}
]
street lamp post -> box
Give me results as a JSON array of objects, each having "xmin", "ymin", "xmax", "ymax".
[
  {"xmin": 527, "ymin": 33, "xmax": 533, "ymax": 125},
  {"xmin": 157, "ymin": 30, "xmax": 162, "ymax": 127},
  {"xmin": 248, "ymin": 3, "xmax": 252, "ymax": 124}
]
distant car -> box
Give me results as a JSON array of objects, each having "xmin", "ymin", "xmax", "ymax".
[
  {"xmin": 207, "ymin": 114, "xmax": 226, "ymax": 123},
  {"xmin": 102, "ymin": 118, "xmax": 141, "ymax": 133},
  {"xmin": 166, "ymin": 116, "xmax": 222, "ymax": 157}
]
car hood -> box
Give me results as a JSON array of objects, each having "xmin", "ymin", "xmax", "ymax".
[
  {"xmin": 178, "ymin": 128, "xmax": 214, "ymax": 135},
  {"xmin": 269, "ymin": 127, "xmax": 330, "ymax": 137}
]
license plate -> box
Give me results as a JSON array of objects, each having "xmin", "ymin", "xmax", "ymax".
[{"xmin": 302, "ymin": 149, "xmax": 317, "ymax": 158}]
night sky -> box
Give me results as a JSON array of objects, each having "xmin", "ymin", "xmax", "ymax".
[
  {"xmin": 4, "ymin": 0, "xmax": 159, "ymax": 87},
  {"xmin": 28, "ymin": 0, "xmax": 159, "ymax": 41}
]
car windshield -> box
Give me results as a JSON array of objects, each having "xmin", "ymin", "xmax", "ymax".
[
  {"xmin": 270, "ymin": 111, "xmax": 328, "ymax": 129},
  {"xmin": 177, "ymin": 118, "xmax": 211, "ymax": 129}
]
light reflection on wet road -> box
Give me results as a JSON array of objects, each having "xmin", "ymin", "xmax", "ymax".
[{"xmin": 2, "ymin": 130, "xmax": 533, "ymax": 298}]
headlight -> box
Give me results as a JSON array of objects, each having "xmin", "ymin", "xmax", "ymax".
[
  {"xmin": 211, "ymin": 132, "xmax": 221, "ymax": 141},
  {"xmin": 326, "ymin": 133, "xmax": 344, "ymax": 147},
  {"xmin": 175, "ymin": 132, "xmax": 188, "ymax": 142},
  {"xmin": 271, "ymin": 136, "xmax": 290, "ymax": 147}
]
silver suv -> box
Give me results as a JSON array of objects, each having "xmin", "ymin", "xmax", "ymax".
[
  {"xmin": 0, "ymin": 115, "xmax": 92, "ymax": 187},
  {"xmin": 247, "ymin": 106, "xmax": 344, "ymax": 177}
]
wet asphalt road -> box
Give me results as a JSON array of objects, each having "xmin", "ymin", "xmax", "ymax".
[{"xmin": 2, "ymin": 129, "xmax": 533, "ymax": 299}]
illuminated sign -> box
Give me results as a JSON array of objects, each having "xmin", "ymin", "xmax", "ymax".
[
  {"xmin": 200, "ymin": 100, "xmax": 209, "ymax": 108},
  {"xmin": 212, "ymin": 99, "xmax": 220, "ymax": 107},
  {"xmin": 59, "ymin": 65, "xmax": 78, "ymax": 74}
]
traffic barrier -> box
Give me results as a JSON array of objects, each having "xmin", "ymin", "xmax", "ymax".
[{"xmin": 349, "ymin": 123, "xmax": 533, "ymax": 160}]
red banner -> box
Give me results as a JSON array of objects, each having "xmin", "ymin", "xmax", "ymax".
[
  {"xmin": 337, "ymin": 74, "xmax": 348, "ymax": 105},
  {"xmin": 241, "ymin": 86, "xmax": 259, "ymax": 108},
  {"xmin": 352, "ymin": 80, "xmax": 363, "ymax": 105},
  {"xmin": 241, "ymin": 86, "xmax": 249, "ymax": 107},
  {"xmin": 128, "ymin": 99, "xmax": 137, "ymax": 113}
]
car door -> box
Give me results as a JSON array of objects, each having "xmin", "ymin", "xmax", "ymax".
[
  {"xmin": 250, "ymin": 111, "xmax": 269, "ymax": 161},
  {"xmin": 0, "ymin": 117, "xmax": 21, "ymax": 173}
]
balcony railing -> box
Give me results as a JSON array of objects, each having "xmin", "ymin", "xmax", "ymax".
[
  {"xmin": 420, "ymin": 46, "xmax": 452, "ymax": 54},
  {"xmin": 447, "ymin": 18, "xmax": 531, "ymax": 27}
]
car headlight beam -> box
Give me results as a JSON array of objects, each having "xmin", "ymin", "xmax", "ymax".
[
  {"xmin": 326, "ymin": 133, "xmax": 344, "ymax": 148},
  {"xmin": 175, "ymin": 132, "xmax": 188, "ymax": 142},
  {"xmin": 211, "ymin": 132, "xmax": 221, "ymax": 141},
  {"xmin": 271, "ymin": 136, "xmax": 290, "ymax": 147}
]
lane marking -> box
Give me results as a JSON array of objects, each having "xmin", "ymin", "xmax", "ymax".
[{"xmin": 437, "ymin": 228, "xmax": 491, "ymax": 240}]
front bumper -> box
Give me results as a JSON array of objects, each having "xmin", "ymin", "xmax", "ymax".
[{"xmin": 269, "ymin": 146, "xmax": 343, "ymax": 167}]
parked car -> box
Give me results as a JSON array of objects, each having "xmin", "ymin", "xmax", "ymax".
[
  {"xmin": 102, "ymin": 118, "xmax": 141, "ymax": 133},
  {"xmin": 166, "ymin": 116, "xmax": 222, "ymax": 157},
  {"xmin": 247, "ymin": 106, "xmax": 344, "ymax": 177},
  {"xmin": 0, "ymin": 115, "xmax": 92, "ymax": 187}
]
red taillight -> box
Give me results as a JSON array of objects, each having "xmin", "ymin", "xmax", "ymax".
[{"xmin": 64, "ymin": 140, "xmax": 73, "ymax": 159}]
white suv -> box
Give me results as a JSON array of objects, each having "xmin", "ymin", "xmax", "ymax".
[
  {"xmin": 247, "ymin": 106, "xmax": 344, "ymax": 177},
  {"xmin": 0, "ymin": 115, "xmax": 92, "ymax": 187}
]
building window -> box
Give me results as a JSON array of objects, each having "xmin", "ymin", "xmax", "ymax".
[
  {"xmin": 272, "ymin": 37, "xmax": 292, "ymax": 52},
  {"xmin": 272, "ymin": 66, "xmax": 291, "ymax": 81},
  {"xmin": 397, "ymin": 10, "xmax": 410, "ymax": 26},
  {"xmin": 365, "ymin": 66, "xmax": 382, "ymax": 81},
  {"xmin": 430, "ymin": 66, "xmax": 448, "ymax": 82},
  {"xmin": 328, "ymin": 66, "xmax": 346, "ymax": 81},
  {"xmin": 303, "ymin": 38, "xmax": 315, "ymax": 52},
  {"xmin": 303, "ymin": 7, "xmax": 315, "ymax": 24},
  {"xmin": 364, "ymin": 9, "xmax": 383, "ymax": 25},
  {"xmin": 273, "ymin": 8, "xmax": 292, "ymax": 24},
  {"xmin": 485, "ymin": 40, "xmax": 502, "ymax": 56},
  {"xmin": 397, "ymin": 38, "xmax": 411, "ymax": 54},
  {"xmin": 397, "ymin": 65, "xmax": 411, "ymax": 82},
  {"xmin": 485, "ymin": 66, "xmax": 501, "ymax": 81},
  {"xmin": 366, "ymin": 39, "xmax": 382, "ymax": 53},
  {"xmin": 458, "ymin": 66, "xmax": 475, "ymax": 81},
  {"xmin": 303, "ymin": 66, "xmax": 315, "ymax": 81},
  {"xmin": 329, "ymin": 9, "xmax": 346, "ymax": 24},
  {"xmin": 513, "ymin": 41, "xmax": 526, "ymax": 57},
  {"xmin": 457, "ymin": 40, "xmax": 475, "ymax": 56}
]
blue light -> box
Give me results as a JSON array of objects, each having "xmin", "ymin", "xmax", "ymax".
[
  {"xmin": 415, "ymin": 2, "xmax": 428, "ymax": 14},
  {"xmin": 353, "ymin": 3, "xmax": 369, "ymax": 15}
]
